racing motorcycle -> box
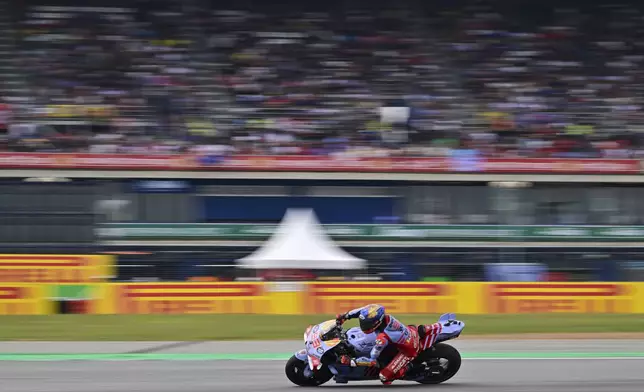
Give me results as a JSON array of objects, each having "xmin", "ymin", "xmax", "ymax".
[{"xmin": 285, "ymin": 313, "xmax": 464, "ymax": 387}]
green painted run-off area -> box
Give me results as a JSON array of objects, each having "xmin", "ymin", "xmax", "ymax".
[{"xmin": 1, "ymin": 314, "xmax": 644, "ymax": 341}]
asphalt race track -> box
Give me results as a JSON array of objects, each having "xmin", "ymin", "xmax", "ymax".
[
  {"xmin": 2, "ymin": 340, "xmax": 644, "ymax": 392},
  {"xmin": 2, "ymin": 358, "xmax": 644, "ymax": 392}
]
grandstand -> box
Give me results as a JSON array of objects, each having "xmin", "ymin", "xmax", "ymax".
[{"xmin": 1, "ymin": 0, "xmax": 643, "ymax": 157}]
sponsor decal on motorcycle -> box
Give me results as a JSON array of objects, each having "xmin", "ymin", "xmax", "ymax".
[{"xmin": 390, "ymin": 354, "xmax": 409, "ymax": 374}]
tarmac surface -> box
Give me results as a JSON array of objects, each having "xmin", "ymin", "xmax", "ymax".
[
  {"xmin": 2, "ymin": 358, "xmax": 644, "ymax": 392},
  {"xmin": 1, "ymin": 340, "xmax": 644, "ymax": 392},
  {"xmin": 3, "ymin": 339, "xmax": 644, "ymax": 354}
]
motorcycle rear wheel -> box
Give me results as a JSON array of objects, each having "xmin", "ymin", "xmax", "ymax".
[
  {"xmin": 285, "ymin": 355, "xmax": 333, "ymax": 387},
  {"xmin": 414, "ymin": 343, "xmax": 462, "ymax": 384}
]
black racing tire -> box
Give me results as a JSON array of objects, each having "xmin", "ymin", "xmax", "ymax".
[
  {"xmin": 285, "ymin": 355, "xmax": 333, "ymax": 387},
  {"xmin": 414, "ymin": 343, "xmax": 462, "ymax": 385}
]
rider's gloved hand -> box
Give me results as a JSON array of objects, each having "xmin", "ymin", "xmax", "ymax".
[{"xmin": 336, "ymin": 313, "xmax": 346, "ymax": 325}]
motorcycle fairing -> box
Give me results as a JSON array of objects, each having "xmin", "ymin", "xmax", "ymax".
[
  {"xmin": 435, "ymin": 313, "xmax": 465, "ymax": 343},
  {"xmin": 303, "ymin": 319, "xmax": 343, "ymax": 370}
]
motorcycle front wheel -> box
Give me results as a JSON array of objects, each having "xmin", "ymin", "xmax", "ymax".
[
  {"xmin": 413, "ymin": 343, "xmax": 462, "ymax": 384},
  {"xmin": 285, "ymin": 355, "xmax": 333, "ymax": 387}
]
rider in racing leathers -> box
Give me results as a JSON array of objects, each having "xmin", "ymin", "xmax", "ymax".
[{"xmin": 335, "ymin": 304, "xmax": 444, "ymax": 385}]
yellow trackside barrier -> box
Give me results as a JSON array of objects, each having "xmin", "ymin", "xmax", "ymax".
[
  {"xmin": 481, "ymin": 283, "xmax": 642, "ymax": 314},
  {"xmin": 4, "ymin": 281, "xmax": 644, "ymax": 315},
  {"xmin": 63, "ymin": 282, "xmax": 644, "ymax": 315},
  {"xmin": 0, "ymin": 254, "xmax": 115, "ymax": 283},
  {"xmin": 302, "ymin": 282, "xmax": 461, "ymax": 315},
  {"xmin": 300, "ymin": 282, "xmax": 644, "ymax": 315},
  {"xmin": 95, "ymin": 282, "xmax": 303, "ymax": 315},
  {"xmin": 299, "ymin": 282, "xmax": 644, "ymax": 315},
  {"xmin": 103, "ymin": 282, "xmax": 272, "ymax": 314},
  {"xmin": 0, "ymin": 284, "xmax": 49, "ymax": 315},
  {"xmin": 264, "ymin": 282, "xmax": 304, "ymax": 315},
  {"xmin": 0, "ymin": 254, "xmax": 115, "ymax": 315}
]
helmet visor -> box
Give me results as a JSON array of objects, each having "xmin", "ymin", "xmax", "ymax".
[{"xmin": 359, "ymin": 317, "xmax": 379, "ymax": 334}]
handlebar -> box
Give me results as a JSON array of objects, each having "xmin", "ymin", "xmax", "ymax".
[{"xmin": 334, "ymin": 323, "xmax": 349, "ymax": 343}]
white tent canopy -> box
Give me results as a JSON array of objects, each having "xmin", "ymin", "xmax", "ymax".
[{"xmin": 236, "ymin": 209, "xmax": 366, "ymax": 270}]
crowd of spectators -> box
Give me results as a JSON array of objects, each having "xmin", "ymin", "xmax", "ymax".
[{"xmin": 3, "ymin": 0, "xmax": 644, "ymax": 158}]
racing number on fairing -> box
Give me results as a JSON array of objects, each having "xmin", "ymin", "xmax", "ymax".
[{"xmin": 311, "ymin": 336, "xmax": 322, "ymax": 349}]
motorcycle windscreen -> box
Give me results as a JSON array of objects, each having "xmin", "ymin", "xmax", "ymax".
[
  {"xmin": 305, "ymin": 320, "xmax": 339, "ymax": 349},
  {"xmin": 317, "ymin": 320, "xmax": 337, "ymax": 336}
]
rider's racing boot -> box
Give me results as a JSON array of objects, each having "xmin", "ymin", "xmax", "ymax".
[{"xmin": 379, "ymin": 374, "xmax": 393, "ymax": 385}]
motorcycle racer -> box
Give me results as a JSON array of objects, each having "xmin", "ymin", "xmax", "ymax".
[{"xmin": 335, "ymin": 304, "xmax": 444, "ymax": 385}]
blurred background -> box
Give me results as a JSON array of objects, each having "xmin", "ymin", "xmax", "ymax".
[{"xmin": 2, "ymin": 0, "xmax": 644, "ymax": 285}]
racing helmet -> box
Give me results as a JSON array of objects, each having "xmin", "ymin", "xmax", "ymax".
[{"xmin": 358, "ymin": 304, "xmax": 386, "ymax": 334}]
